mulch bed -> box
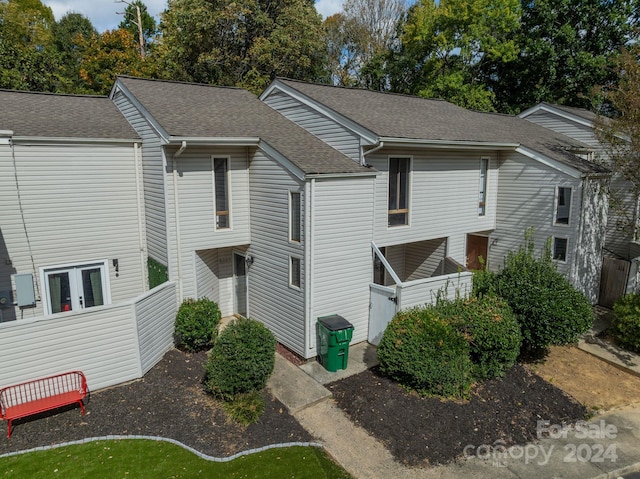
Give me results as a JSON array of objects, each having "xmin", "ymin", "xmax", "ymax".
[
  {"xmin": 327, "ymin": 364, "xmax": 588, "ymax": 467},
  {"xmin": 0, "ymin": 349, "xmax": 311, "ymax": 456}
]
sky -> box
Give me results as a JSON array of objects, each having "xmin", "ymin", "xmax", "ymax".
[{"xmin": 42, "ymin": 0, "xmax": 343, "ymax": 33}]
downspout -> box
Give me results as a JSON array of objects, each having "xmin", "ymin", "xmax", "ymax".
[
  {"xmin": 361, "ymin": 141, "xmax": 384, "ymax": 166},
  {"xmin": 305, "ymin": 179, "xmax": 316, "ymax": 355},
  {"xmin": 133, "ymin": 142, "xmax": 147, "ymax": 290},
  {"xmin": 173, "ymin": 141, "xmax": 187, "ymax": 299}
]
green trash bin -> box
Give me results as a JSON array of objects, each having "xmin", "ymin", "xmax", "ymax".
[{"xmin": 317, "ymin": 315, "xmax": 354, "ymax": 372}]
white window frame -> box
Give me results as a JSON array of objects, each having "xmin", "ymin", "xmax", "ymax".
[
  {"xmin": 212, "ymin": 156, "xmax": 232, "ymax": 230},
  {"xmin": 289, "ymin": 255, "xmax": 302, "ymax": 290},
  {"xmin": 478, "ymin": 157, "xmax": 489, "ymax": 216},
  {"xmin": 387, "ymin": 156, "xmax": 412, "ymax": 228},
  {"xmin": 552, "ymin": 236, "xmax": 569, "ymax": 263},
  {"xmin": 289, "ymin": 190, "xmax": 302, "ymax": 243},
  {"xmin": 40, "ymin": 260, "xmax": 111, "ymax": 316},
  {"xmin": 553, "ymin": 186, "xmax": 572, "ymax": 226}
]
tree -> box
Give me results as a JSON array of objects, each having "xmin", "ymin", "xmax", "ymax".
[
  {"xmin": 485, "ymin": 0, "xmax": 635, "ymax": 113},
  {"xmin": 51, "ymin": 13, "xmax": 97, "ymax": 93},
  {"xmin": 117, "ymin": 0, "xmax": 157, "ymax": 56},
  {"xmin": 387, "ymin": 0, "xmax": 520, "ymax": 111},
  {"xmin": 595, "ymin": 47, "xmax": 640, "ymax": 239},
  {"xmin": 155, "ymin": 0, "xmax": 327, "ymax": 92},
  {"xmin": 324, "ymin": 0, "xmax": 405, "ymax": 87}
]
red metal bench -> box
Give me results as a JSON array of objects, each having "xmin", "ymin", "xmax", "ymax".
[{"xmin": 0, "ymin": 371, "xmax": 88, "ymax": 438}]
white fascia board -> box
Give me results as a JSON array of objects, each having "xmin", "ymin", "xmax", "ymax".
[
  {"xmin": 258, "ymin": 140, "xmax": 306, "ymax": 180},
  {"xmin": 305, "ymin": 171, "xmax": 378, "ymax": 179},
  {"xmin": 0, "ymin": 130, "xmax": 13, "ymax": 137},
  {"xmin": 10, "ymin": 136, "xmax": 139, "ymax": 145},
  {"xmin": 165, "ymin": 136, "xmax": 261, "ymax": 146},
  {"xmin": 111, "ymin": 80, "xmax": 171, "ymax": 142},
  {"xmin": 261, "ymin": 81, "xmax": 379, "ymax": 146},
  {"xmin": 519, "ymin": 103, "xmax": 594, "ymax": 129},
  {"xmin": 380, "ymin": 137, "xmax": 520, "ymax": 150},
  {"xmin": 516, "ymin": 146, "xmax": 582, "ymax": 179}
]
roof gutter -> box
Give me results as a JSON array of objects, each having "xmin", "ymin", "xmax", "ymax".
[
  {"xmin": 8, "ymin": 136, "xmax": 139, "ymax": 144},
  {"xmin": 379, "ymin": 137, "xmax": 520, "ymax": 150},
  {"xmin": 361, "ymin": 141, "xmax": 384, "ymax": 165},
  {"xmin": 0, "ymin": 130, "xmax": 12, "ymax": 145},
  {"xmin": 165, "ymin": 136, "xmax": 260, "ymax": 146}
]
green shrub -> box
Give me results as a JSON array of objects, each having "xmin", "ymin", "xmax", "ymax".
[
  {"xmin": 480, "ymin": 234, "xmax": 593, "ymax": 353},
  {"xmin": 613, "ymin": 293, "xmax": 640, "ymax": 353},
  {"xmin": 222, "ymin": 390, "xmax": 266, "ymax": 425},
  {"xmin": 377, "ymin": 308, "xmax": 473, "ymax": 398},
  {"xmin": 445, "ymin": 296, "xmax": 522, "ymax": 380},
  {"xmin": 174, "ymin": 298, "xmax": 221, "ymax": 352},
  {"xmin": 205, "ymin": 317, "xmax": 276, "ymax": 400}
]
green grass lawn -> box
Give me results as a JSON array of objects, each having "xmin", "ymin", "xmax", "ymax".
[{"xmin": 0, "ymin": 439, "xmax": 352, "ymax": 478}]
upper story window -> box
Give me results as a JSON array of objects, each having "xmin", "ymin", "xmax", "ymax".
[
  {"xmin": 478, "ymin": 158, "xmax": 488, "ymax": 216},
  {"xmin": 388, "ymin": 157, "xmax": 410, "ymax": 226},
  {"xmin": 555, "ymin": 186, "xmax": 572, "ymax": 225},
  {"xmin": 213, "ymin": 157, "xmax": 230, "ymax": 229},
  {"xmin": 42, "ymin": 261, "xmax": 110, "ymax": 315},
  {"xmin": 290, "ymin": 191, "xmax": 301, "ymax": 242},
  {"xmin": 290, "ymin": 256, "xmax": 301, "ymax": 289}
]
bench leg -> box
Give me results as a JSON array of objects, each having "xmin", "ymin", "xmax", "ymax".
[
  {"xmin": 7, "ymin": 419, "xmax": 12, "ymax": 439},
  {"xmin": 79, "ymin": 400, "xmax": 85, "ymax": 416}
]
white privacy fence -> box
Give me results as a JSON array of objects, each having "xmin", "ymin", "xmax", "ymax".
[{"xmin": 0, "ymin": 282, "xmax": 177, "ymax": 391}]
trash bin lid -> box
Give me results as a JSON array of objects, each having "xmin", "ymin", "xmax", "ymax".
[{"xmin": 318, "ymin": 314, "xmax": 353, "ymax": 331}]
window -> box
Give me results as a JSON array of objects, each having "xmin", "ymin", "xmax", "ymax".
[
  {"xmin": 42, "ymin": 262, "xmax": 109, "ymax": 315},
  {"xmin": 290, "ymin": 256, "xmax": 301, "ymax": 288},
  {"xmin": 213, "ymin": 157, "xmax": 230, "ymax": 229},
  {"xmin": 388, "ymin": 157, "xmax": 410, "ymax": 226},
  {"xmin": 478, "ymin": 158, "xmax": 488, "ymax": 216},
  {"xmin": 290, "ymin": 191, "xmax": 301, "ymax": 242},
  {"xmin": 553, "ymin": 237, "xmax": 568, "ymax": 262},
  {"xmin": 555, "ymin": 187, "xmax": 572, "ymax": 225}
]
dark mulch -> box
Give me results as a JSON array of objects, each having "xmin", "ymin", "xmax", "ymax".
[
  {"xmin": 327, "ymin": 364, "xmax": 588, "ymax": 467},
  {"xmin": 0, "ymin": 349, "xmax": 311, "ymax": 456}
]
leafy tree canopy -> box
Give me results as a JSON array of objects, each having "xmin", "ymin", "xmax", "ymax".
[{"xmin": 117, "ymin": 0, "xmax": 157, "ymax": 54}]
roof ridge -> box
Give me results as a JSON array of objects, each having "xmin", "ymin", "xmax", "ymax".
[
  {"xmin": 117, "ymin": 75, "xmax": 249, "ymax": 92},
  {"xmin": 0, "ymin": 89, "xmax": 108, "ymax": 99}
]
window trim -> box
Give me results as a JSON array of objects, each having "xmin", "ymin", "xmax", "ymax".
[
  {"xmin": 552, "ymin": 236, "xmax": 569, "ymax": 263},
  {"xmin": 212, "ymin": 156, "xmax": 232, "ymax": 230},
  {"xmin": 40, "ymin": 259, "xmax": 111, "ymax": 316},
  {"xmin": 289, "ymin": 255, "xmax": 302, "ymax": 290},
  {"xmin": 387, "ymin": 156, "xmax": 411, "ymax": 228},
  {"xmin": 553, "ymin": 185, "xmax": 572, "ymax": 226},
  {"xmin": 478, "ymin": 157, "xmax": 489, "ymax": 217},
  {"xmin": 289, "ymin": 190, "xmax": 302, "ymax": 243}
]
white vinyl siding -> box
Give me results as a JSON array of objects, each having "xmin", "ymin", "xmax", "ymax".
[
  {"xmin": 194, "ymin": 249, "xmax": 220, "ymax": 303},
  {"xmin": 164, "ymin": 146, "xmax": 251, "ymax": 305},
  {"xmin": 312, "ymin": 176, "xmax": 375, "ymax": 350},
  {"xmin": 524, "ymin": 110, "xmax": 599, "ymax": 147},
  {"xmin": 490, "ymin": 151, "xmax": 582, "ymax": 279},
  {"xmin": 248, "ymin": 151, "xmax": 306, "ymax": 355},
  {"xmin": 113, "ymin": 90, "xmax": 168, "ymax": 265},
  {"xmin": 262, "ymin": 90, "xmax": 362, "ymax": 163},
  {"xmin": 0, "ymin": 143, "xmax": 146, "ymax": 321},
  {"xmin": 369, "ymin": 148, "xmax": 498, "ymax": 265}
]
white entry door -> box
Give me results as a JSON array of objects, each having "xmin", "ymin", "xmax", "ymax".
[{"xmin": 43, "ymin": 262, "xmax": 109, "ymax": 315}]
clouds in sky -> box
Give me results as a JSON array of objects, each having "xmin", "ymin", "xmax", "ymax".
[{"xmin": 43, "ymin": 0, "xmax": 343, "ymax": 32}]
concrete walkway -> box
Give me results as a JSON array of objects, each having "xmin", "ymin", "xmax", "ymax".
[{"xmin": 267, "ymin": 337, "xmax": 640, "ymax": 479}]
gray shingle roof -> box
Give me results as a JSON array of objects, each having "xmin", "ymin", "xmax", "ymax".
[
  {"xmin": 0, "ymin": 89, "xmax": 139, "ymax": 140},
  {"xmin": 540, "ymin": 102, "xmax": 599, "ymax": 123},
  {"xmin": 276, "ymin": 79, "xmax": 607, "ymax": 175},
  {"xmin": 116, "ymin": 77, "xmax": 369, "ymax": 175}
]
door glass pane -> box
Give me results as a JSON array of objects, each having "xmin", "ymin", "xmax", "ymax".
[
  {"xmin": 81, "ymin": 268, "xmax": 104, "ymax": 308},
  {"xmin": 48, "ymin": 272, "xmax": 72, "ymax": 313},
  {"xmin": 234, "ymin": 254, "xmax": 247, "ymax": 317}
]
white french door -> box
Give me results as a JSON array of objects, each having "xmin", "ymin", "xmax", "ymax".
[{"xmin": 43, "ymin": 262, "xmax": 109, "ymax": 315}]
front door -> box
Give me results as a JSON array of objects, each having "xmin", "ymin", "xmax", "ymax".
[
  {"xmin": 466, "ymin": 235, "xmax": 489, "ymax": 270},
  {"xmin": 233, "ymin": 253, "xmax": 248, "ymax": 317}
]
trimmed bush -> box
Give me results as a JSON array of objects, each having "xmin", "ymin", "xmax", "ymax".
[
  {"xmin": 613, "ymin": 293, "xmax": 640, "ymax": 353},
  {"xmin": 476, "ymin": 234, "xmax": 593, "ymax": 353},
  {"xmin": 222, "ymin": 390, "xmax": 266, "ymax": 425},
  {"xmin": 445, "ymin": 296, "xmax": 522, "ymax": 380},
  {"xmin": 174, "ymin": 298, "xmax": 221, "ymax": 352},
  {"xmin": 377, "ymin": 308, "xmax": 473, "ymax": 398},
  {"xmin": 204, "ymin": 317, "xmax": 276, "ymax": 400}
]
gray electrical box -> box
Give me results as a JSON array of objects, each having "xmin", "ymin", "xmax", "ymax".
[{"xmin": 14, "ymin": 274, "xmax": 36, "ymax": 307}]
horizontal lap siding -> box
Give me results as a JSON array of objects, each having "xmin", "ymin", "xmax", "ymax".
[
  {"xmin": 263, "ymin": 91, "xmax": 361, "ymax": 163},
  {"xmin": 312, "ymin": 177, "xmax": 375, "ymax": 348},
  {"xmin": 0, "ymin": 304, "xmax": 141, "ymax": 391},
  {"xmin": 370, "ymin": 149, "xmax": 498, "ymax": 266},
  {"xmin": 0, "ymin": 143, "xmax": 145, "ymax": 320},
  {"xmin": 166, "ymin": 147, "xmax": 251, "ymax": 302},
  {"xmin": 135, "ymin": 282, "xmax": 177, "ymax": 373},
  {"xmin": 194, "ymin": 249, "xmax": 219, "ymax": 302},
  {"xmin": 113, "ymin": 91, "xmax": 168, "ymax": 265},
  {"xmin": 399, "ymin": 272, "xmax": 473, "ymax": 309},
  {"xmin": 405, "ymin": 238, "xmax": 447, "ymax": 281},
  {"xmin": 248, "ymin": 152, "xmax": 306, "ymax": 355},
  {"xmin": 490, "ymin": 152, "xmax": 581, "ymax": 279}
]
